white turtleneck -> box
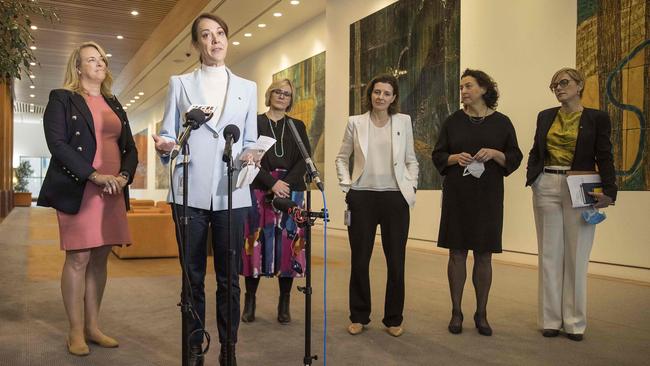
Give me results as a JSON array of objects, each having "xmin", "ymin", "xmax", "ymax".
[{"xmin": 200, "ymin": 64, "xmax": 228, "ymax": 123}]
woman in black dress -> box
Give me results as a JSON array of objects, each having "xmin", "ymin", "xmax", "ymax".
[{"xmin": 432, "ymin": 69, "xmax": 522, "ymax": 336}]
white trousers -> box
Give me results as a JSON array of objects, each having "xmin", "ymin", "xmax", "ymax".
[{"xmin": 532, "ymin": 172, "xmax": 596, "ymax": 334}]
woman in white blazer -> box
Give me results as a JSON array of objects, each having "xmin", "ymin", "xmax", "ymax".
[
  {"xmin": 335, "ymin": 74, "xmax": 419, "ymax": 338},
  {"xmin": 152, "ymin": 13, "xmax": 257, "ymax": 366}
]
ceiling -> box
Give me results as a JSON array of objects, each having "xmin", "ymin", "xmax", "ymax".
[{"xmin": 13, "ymin": 0, "xmax": 326, "ymax": 119}]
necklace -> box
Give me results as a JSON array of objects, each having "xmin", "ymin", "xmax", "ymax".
[
  {"xmin": 267, "ymin": 115, "xmax": 285, "ymax": 157},
  {"xmin": 467, "ymin": 106, "xmax": 489, "ymax": 124}
]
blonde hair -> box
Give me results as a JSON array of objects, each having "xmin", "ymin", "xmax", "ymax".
[
  {"xmin": 63, "ymin": 41, "xmax": 113, "ymax": 97},
  {"xmin": 550, "ymin": 67, "xmax": 585, "ymax": 97},
  {"xmin": 265, "ymin": 78, "xmax": 294, "ymax": 112}
]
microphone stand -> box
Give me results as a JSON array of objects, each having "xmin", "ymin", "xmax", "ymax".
[
  {"xmin": 179, "ymin": 142, "xmax": 193, "ymax": 366},
  {"xmin": 225, "ymin": 144, "xmax": 235, "ymax": 366}
]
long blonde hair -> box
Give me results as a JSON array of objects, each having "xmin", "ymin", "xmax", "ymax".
[{"xmin": 63, "ymin": 41, "xmax": 113, "ymax": 97}]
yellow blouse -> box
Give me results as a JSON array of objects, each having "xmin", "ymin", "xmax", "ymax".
[{"xmin": 545, "ymin": 110, "xmax": 582, "ymax": 166}]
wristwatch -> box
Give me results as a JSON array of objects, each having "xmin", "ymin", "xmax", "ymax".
[{"xmin": 119, "ymin": 171, "xmax": 130, "ymax": 181}]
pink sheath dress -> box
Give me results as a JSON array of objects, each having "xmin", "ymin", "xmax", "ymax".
[{"xmin": 56, "ymin": 95, "xmax": 131, "ymax": 251}]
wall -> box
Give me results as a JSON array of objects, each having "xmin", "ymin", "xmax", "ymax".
[{"xmin": 103, "ymin": 0, "xmax": 649, "ymax": 280}]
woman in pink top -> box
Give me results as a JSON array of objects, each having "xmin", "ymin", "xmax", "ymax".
[{"xmin": 38, "ymin": 41, "xmax": 138, "ymax": 356}]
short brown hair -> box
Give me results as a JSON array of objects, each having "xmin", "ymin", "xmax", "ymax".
[
  {"xmin": 550, "ymin": 67, "xmax": 585, "ymax": 97},
  {"xmin": 365, "ymin": 74, "xmax": 400, "ymax": 115},
  {"xmin": 461, "ymin": 69, "xmax": 499, "ymax": 109},
  {"xmin": 265, "ymin": 79, "xmax": 294, "ymax": 112},
  {"xmin": 191, "ymin": 13, "xmax": 229, "ymax": 63}
]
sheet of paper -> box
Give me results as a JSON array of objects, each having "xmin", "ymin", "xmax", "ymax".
[
  {"xmin": 566, "ymin": 174, "xmax": 601, "ymax": 208},
  {"xmin": 239, "ymin": 136, "xmax": 276, "ymax": 162}
]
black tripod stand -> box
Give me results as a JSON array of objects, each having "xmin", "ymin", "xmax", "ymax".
[{"xmin": 297, "ymin": 174, "xmax": 328, "ymax": 366}]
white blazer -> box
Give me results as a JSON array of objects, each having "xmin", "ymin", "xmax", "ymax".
[
  {"xmin": 335, "ymin": 112, "xmax": 419, "ymax": 207},
  {"xmin": 160, "ymin": 67, "xmax": 258, "ymax": 210}
]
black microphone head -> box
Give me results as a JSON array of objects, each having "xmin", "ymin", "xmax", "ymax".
[
  {"xmin": 223, "ymin": 124, "xmax": 241, "ymax": 143},
  {"xmin": 271, "ymin": 197, "xmax": 297, "ymax": 213},
  {"xmin": 186, "ymin": 108, "xmax": 206, "ymax": 129}
]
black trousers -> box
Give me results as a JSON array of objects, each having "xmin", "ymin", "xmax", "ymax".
[
  {"xmin": 172, "ymin": 204, "xmax": 246, "ymax": 345},
  {"xmin": 346, "ymin": 190, "xmax": 410, "ymax": 327}
]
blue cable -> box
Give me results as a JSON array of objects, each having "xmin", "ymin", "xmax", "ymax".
[{"xmin": 321, "ymin": 191, "xmax": 328, "ymax": 366}]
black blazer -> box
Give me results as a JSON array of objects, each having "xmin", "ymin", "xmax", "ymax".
[
  {"xmin": 37, "ymin": 89, "xmax": 138, "ymax": 214},
  {"xmin": 525, "ymin": 107, "xmax": 617, "ymax": 201}
]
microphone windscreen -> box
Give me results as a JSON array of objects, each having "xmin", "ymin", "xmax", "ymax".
[
  {"xmin": 223, "ymin": 124, "xmax": 241, "ymax": 143},
  {"xmin": 186, "ymin": 108, "xmax": 206, "ymax": 124},
  {"xmin": 271, "ymin": 197, "xmax": 297, "ymax": 213}
]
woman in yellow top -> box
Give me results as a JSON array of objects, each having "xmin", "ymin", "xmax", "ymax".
[{"xmin": 526, "ymin": 67, "xmax": 617, "ymax": 341}]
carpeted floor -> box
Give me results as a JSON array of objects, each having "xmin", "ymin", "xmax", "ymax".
[{"xmin": 0, "ymin": 207, "xmax": 649, "ymax": 365}]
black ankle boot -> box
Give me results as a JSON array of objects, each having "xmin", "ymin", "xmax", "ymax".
[
  {"xmin": 219, "ymin": 344, "xmax": 237, "ymax": 366},
  {"xmin": 277, "ymin": 293, "xmax": 291, "ymax": 324},
  {"xmin": 189, "ymin": 344, "xmax": 204, "ymax": 366},
  {"xmin": 241, "ymin": 293, "xmax": 256, "ymax": 323}
]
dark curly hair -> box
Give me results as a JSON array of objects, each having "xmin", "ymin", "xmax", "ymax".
[
  {"xmin": 461, "ymin": 69, "xmax": 499, "ymax": 109},
  {"xmin": 365, "ymin": 74, "xmax": 400, "ymax": 115}
]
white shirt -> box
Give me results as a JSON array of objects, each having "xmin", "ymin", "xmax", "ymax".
[{"xmin": 353, "ymin": 119, "xmax": 400, "ymax": 191}]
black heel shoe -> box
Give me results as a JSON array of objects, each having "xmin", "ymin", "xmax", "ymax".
[
  {"xmin": 447, "ymin": 311, "xmax": 463, "ymax": 334},
  {"xmin": 474, "ymin": 312, "xmax": 492, "ymax": 336}
]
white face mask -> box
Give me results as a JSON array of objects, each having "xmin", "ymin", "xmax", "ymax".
[{"xmin": 462, "ymin": 160, "xmax": 485, "ymax": 178}]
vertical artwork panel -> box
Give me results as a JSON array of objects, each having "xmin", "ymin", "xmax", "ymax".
[
  {"xmin": 577, "ymin": 0, "xmax": 650, "ymax": 190},
  {"xmin": 273, "ymin": 52, "xmax": 326, "ymax": 189},
  {"xmin": 154, "ymin": 121, "xmax": 170, "ymax": 190},
  {"xmin": 349, "ymin": 0, "xmax": 460, "ymax": 189},
  {"xmin": 132, "ymin": 128, "xmax": 148, "ymax": 189}
]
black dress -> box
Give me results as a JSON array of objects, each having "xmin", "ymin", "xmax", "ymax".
[{"xmin": 432, "ymin": 110, "xmax": 522, "ymax": 253}]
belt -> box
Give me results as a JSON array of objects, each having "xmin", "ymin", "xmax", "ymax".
[{"xmin": 543, "ymin": 168, "xmax": 568, "ymax": 175}]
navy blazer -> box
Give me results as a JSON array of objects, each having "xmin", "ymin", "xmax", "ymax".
[
  {"xmin": 525, "ymin": 107, "xmax": 617, "ymax": 201},
  {"xmin": 37, "ymin": 89, "xmax": 138, "ymax": 214}
]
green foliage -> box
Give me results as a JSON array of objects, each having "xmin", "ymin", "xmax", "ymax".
[
  {"xmin": 0, "ymin": 0, "xmax": 58, "ymax": 82},
  {"xmin": 14, "ymin": 160, "xmax": 33, "ymax": 192}
]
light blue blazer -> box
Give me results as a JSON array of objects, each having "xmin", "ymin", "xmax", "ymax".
[{"xmin": 159, "ymin": 67, "xmax": 258, "ymax": 210}]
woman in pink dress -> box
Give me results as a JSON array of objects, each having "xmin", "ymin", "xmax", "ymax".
[{"xmin": 38, "ymin": 41, "xmax": 138, "ymax": 356}]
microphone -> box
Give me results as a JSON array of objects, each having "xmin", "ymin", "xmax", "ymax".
[
  {"xmin": 271, "ymin": 197, "xmax": 308, "ymax": 225},
  {"xmin": 286, "ymin": 118, "xmax": 324, "ymax": 191},
  {"xmin": 171, "ymin": 108, "xmax": 207, "ymax": 159},
  {"xmin": 222, "ymin": 124, "xmax": 241, "ymax": 163}
]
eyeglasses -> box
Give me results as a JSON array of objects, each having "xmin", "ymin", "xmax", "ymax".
[
  {"xmin": 549, "ymin": 78, "xmax": 572, "ymax": 91},
  {"xmin": 272, "ymin": 89, "xmax": 292, "ymax": 98}
]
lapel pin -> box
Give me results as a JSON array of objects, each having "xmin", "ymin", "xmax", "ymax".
[
  {"xmin": 397, "ymin": 131, "xmax": 401, "ymax": 135},
  {"xmin": 238, "ymin": 96, "xmax": 242, "ymax": 100}
]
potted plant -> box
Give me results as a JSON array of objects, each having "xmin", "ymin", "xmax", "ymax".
[
  {"xmin": 0, "ymin": 1, "xmax": 58, "ymax": 82},
  {"xmin": 13, "ymin": 160, "xmax": 33, "ymax": 206}
]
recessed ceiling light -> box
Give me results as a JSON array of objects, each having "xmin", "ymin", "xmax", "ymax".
[
  {"xmin": 290, "ymin": 0, "xmax": 300, "ymax": 5},
  {"xmin": 273, "ymin": 12, "xmax": 282, "ymax": 17},
  {"xmin": 30, "ymin": 25, "xmax": 38, "ymax": 30},
  {"xmin": 29, "ymin": 75, "xmax": 35, "ymax": 79},
  {"xmin": 130, "ymin": 10, "xmax": 139, "ymax": 16},
  {"xmin": 244, "ymin": 33, "xmax": 252, "ymax": 37},
  {"xmin": 29, "ymin": 85, "xmax": 35, "ymax": 89},
  {"xmin": 29, "ymin": 94, "xmax": 35, "ymax": 98},
  {"xmin": 129, "ymin": 100, "xmax": 135, "ymax": 103},
  {"xmin": 232, "ymin": 41, "xmax": 240, "ymax": 46},
  {"xmin": 106, "ymin": 53, "xmax": 112, "ymax": 58},
  {"xmin": 134, "ymin": 96, "xmax": 140, "ymax": 100},
  {"xmin": 258, "ymin": 23, "xmax": 266, "ymax": 28},
  {"xmin": 126, "ymin": 103, "xmax": 131, "ymax": 107},
  {"xmin": 123, "ymin": 107, "xmax": 128, "ymax": 110},
  {"xmin": 29, "ymin": 103, "xmax": 34, "ymax": 106},
  {"xmin": 29, "ymin": 62, "xmax": 36, "ymax": 66},
  {"xmin": 30, "ymin": 46, "xmax": 36, "ymax": 50},
  {"xmin": 116, "ymin": 35, "xmax": 124, "ymax": 40},
  {"xmin": 138, "ymin": 92, "xmax": 144, "ymax": 95}
]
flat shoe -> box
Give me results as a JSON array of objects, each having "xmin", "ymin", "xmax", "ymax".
[
  {"xmin": 67, "ymin": 338, "xmax": 90, "ymax": 356},
  {"xmin": 567, "ymin": 333, "xmax": 584, "ymax": 342},
  {"xmin": 386, "ymin": 326, "xmax": 404, "ymax": 337},
  {"xmin": 86, "ymin": 333, "xmax": 119, "ymax": 348},
  {"xmin": 542, "ymin": 329, "xmax": 560, "ymax": 337},
  {"xmin": 347, "ymin": 323, "xmax": 364, "ymax": 335}
]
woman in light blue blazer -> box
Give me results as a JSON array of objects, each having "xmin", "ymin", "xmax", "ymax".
[
  {"xmin": 152, "ymin": 12, "xmax": 257, "ymax": 366},
  {"xmin": 335, "ymin": 74, "xmax": 419, "ymax": 338}
]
